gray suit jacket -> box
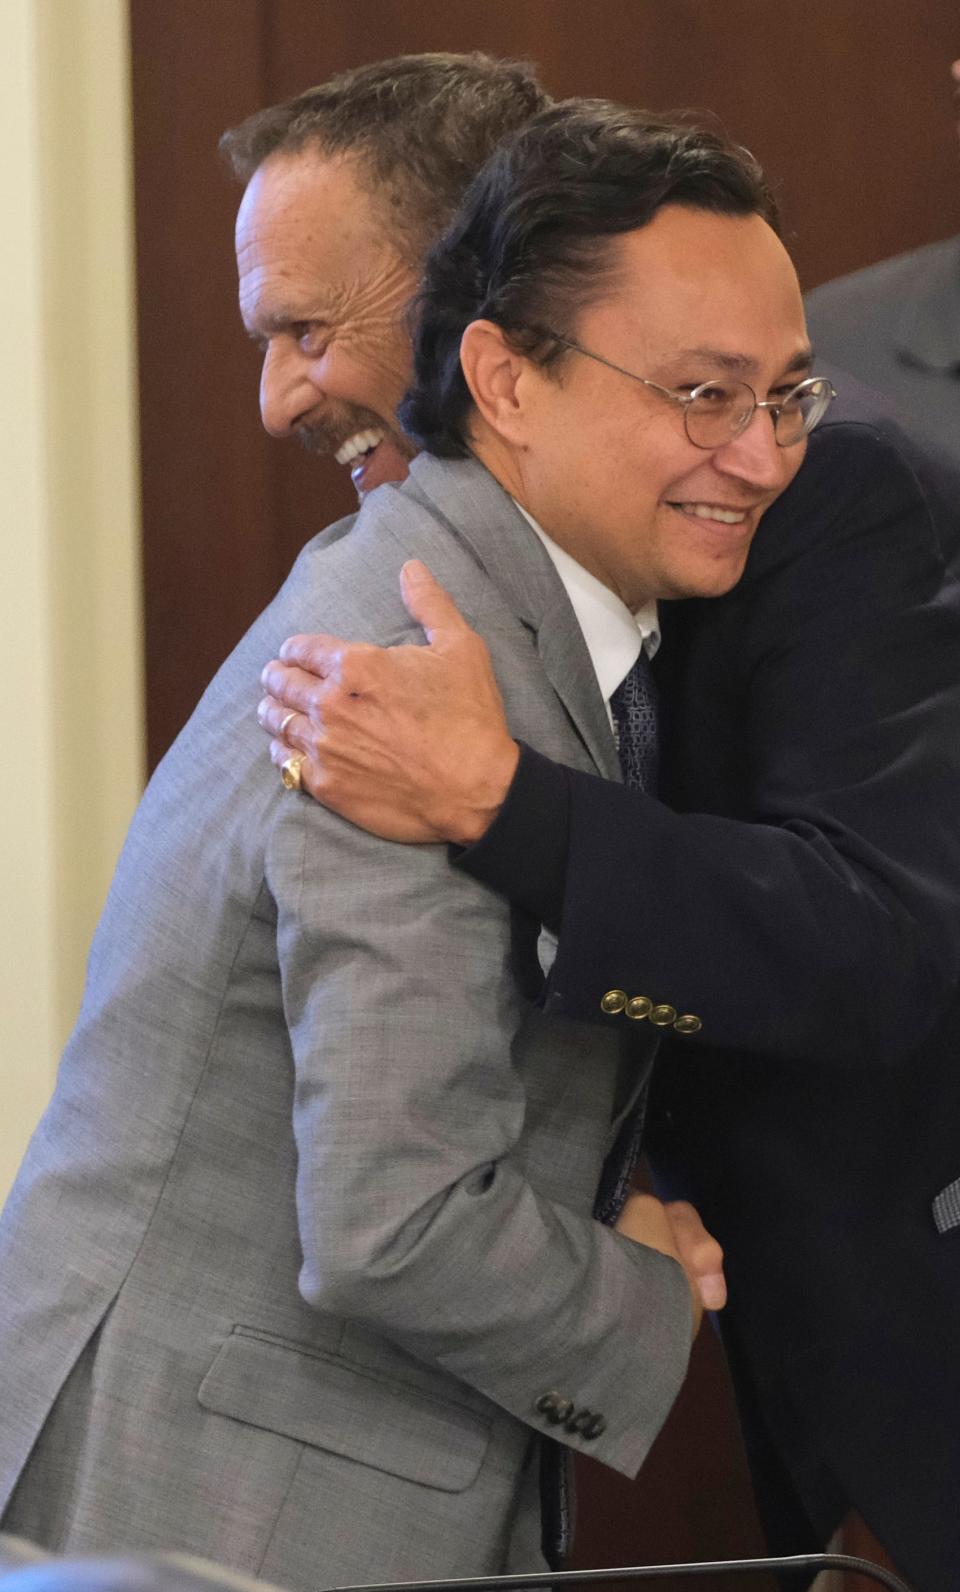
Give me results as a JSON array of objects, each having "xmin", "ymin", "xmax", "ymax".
[
  {"xmin": 805, "ymin": 234, "xmax": 960, "ymax": 465},
  {"xmin": 0, "ymin": 456, "xmax": 690, "ymax": 1592}
]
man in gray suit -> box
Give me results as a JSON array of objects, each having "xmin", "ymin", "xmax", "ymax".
[
  {"xmin": 0, "ymin": 81, "xmax": 817, "ymax": 1592},
  {"xmin": 804, "ymin": 56, "xmax": 960, "ymax": 465}
]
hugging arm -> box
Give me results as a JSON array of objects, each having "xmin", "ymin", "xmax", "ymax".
[
  {"xmin": 460, "ymin": 425, "xmax": 960, "ymax": 1064},
  {"xmin": 262, "ymin": 426, "xmax": 960, "ymax": 1067},
  {"xmin": 264, "ymin": 787, "xmax": 694, "ymax": 1477}
]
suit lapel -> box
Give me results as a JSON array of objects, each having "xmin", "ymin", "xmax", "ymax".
[
  {"xmin": 404, "ymin": 454, "xmax": 621, "ymax": 781},
  {"xmin": 532, "ymin": 588, "xmax": 622, "ymax": 780}
]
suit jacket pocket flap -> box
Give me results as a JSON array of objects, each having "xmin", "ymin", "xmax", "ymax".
[{"xmin": 198, "ymin": 1327, "xmax": 490, "ymax": 1492}]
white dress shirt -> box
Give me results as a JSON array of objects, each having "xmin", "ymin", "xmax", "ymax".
[{"xmin": 513, "ymin": 500, "xmax": 659, "ymax": 721}]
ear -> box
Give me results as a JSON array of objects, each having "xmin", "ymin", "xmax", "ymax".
[{"xmin": 459, "ymin": 319, "xmax": 532, "ymax": 446}]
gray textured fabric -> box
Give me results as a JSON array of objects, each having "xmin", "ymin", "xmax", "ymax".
[
  {"xmin": 0, "ymin": 455, "xmax": 691, "ymax": 1592},
  {"xmin": 805, "ymin": 235, "xmax": 960, "ymax": 466},
  {"xmin": 932, "ymin": 1176, "xmax": 960, "ymax": 1235}
]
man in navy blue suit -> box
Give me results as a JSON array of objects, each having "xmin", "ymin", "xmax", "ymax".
[
  {"xmin": 251, "ymin": 63, "xmax": 960, "ymax": 1592},
  {"xmin": 264, "ymin": 382, "xmax": 960, "ymax": 1592}
]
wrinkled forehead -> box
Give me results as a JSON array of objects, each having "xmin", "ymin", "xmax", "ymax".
[
  {"xmin": 234, "ymin": 147, "xmax": 417, "ymax": 332},
  {"xmin": 235, "ymin": 147, "xmax": 393, "ymax": 263}
]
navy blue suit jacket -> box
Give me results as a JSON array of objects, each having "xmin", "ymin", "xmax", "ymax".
[{"xmin": 459, "ymin": 389, "xmax": 960, "ymax": 1592}]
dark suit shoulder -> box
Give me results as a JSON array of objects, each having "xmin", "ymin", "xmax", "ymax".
[{"xmin": 742, "ymin": 411, "xmax": 959, "ymax": 586}]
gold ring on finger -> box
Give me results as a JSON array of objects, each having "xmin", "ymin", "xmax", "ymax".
[
  {"xmin": 280, "ymin": 754, "xmax": 304, "ymax": 792},
  {"xmin": 279, "ymin": 710, "xmax": 297, "ymax": 737}
]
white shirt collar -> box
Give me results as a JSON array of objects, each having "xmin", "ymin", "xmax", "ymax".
[{"xmin": 513, "ymin": 500, "xmax": 659, "ymax": 705}]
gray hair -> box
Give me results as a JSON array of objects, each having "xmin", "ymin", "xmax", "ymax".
[{"xmin": 219, "ymin": 52, "xmax": 551, "ymax": 261}]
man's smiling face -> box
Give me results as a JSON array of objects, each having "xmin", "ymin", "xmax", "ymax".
[
  {"xmin": 235, "ymin": 147, "xmax": 419, "ymax": 497},
  {"xmin": 504, "ymin": 206, "xmax": 813, "ymax": 609}
]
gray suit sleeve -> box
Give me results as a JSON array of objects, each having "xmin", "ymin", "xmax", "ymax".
[{"xmin": 264, "ymin": 790, "xmax": 692, "ymax": 1478}]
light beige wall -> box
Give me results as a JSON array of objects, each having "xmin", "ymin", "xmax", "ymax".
[{"xmin": 0, "ymin": 0, "xmax": 144, "ymax": 1199}]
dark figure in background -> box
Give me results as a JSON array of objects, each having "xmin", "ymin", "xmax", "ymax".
[{"xmin": 805, "ymin": 57, "xmax": 960, "ymax": 465}]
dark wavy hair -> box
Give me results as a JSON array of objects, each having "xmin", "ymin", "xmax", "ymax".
[
  {"xmin": 220, "ymin": 53, "xmax": 550, "ymax": 262},
  {"xmin": 400, "ymin": 100, "xmax": 781, "ymax": 456}
]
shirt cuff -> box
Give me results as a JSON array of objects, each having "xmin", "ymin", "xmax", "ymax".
[{"xmin": 453, "ymin": 742, "xmax": 571, "ymax": 932}]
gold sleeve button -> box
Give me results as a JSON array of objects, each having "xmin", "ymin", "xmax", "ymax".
[
  {"xmin": 600, "ymin": 989, "xmax": 627, "ymax": 1015},
  {"xmin": 673, "ymin": 1014, "xmax": 703, "ymax": 1036},
  {"xmin": 650, "ymin": 1003, "xmax": 678, "ymax": 1027},
  {"xmin": 625, "ymin": 995, "xmax": 653, "ymax": 1021}
]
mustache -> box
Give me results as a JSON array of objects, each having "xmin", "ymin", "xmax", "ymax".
[{"xmin": 295, "ymin": 405, "xmax": 388, "ymax": 458}]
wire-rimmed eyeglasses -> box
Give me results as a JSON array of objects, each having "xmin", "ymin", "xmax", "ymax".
[{"xmin": 545, "ymin": 333, "xmax": 836, "ymax": 450}]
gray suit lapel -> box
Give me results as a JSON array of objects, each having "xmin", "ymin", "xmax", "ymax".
[{"xmin": 405, "ymin": 454, "xmax": 621, "ymax": 781}]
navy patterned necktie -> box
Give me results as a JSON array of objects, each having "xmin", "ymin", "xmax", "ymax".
[
  {"xmin": 540, "ymin": 646, "xmax": 663, "ymax": 1570},
  {"xmin": 593, "ymin": 643, "xmax": 660, "ymax": 1231},
  {"xmin": 610, "ymin": 646, "xmax": 659, "ymax": 793}
]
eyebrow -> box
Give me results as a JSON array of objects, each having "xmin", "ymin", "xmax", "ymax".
[
  {"xmin": 673, "ymin": 345, "xmax": 815, "ymax": 377},
  {"xmin": 243, "ymin": 306, "xmax": 330, "ymax": 339}
]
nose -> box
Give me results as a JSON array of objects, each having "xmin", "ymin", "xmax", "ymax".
[
  {"xmin": 711, "ymin": 407, "xmax": 797, "ymax": 491},
  {"xmin": 259, "ymin": 339, "xmax": 319, "ymax": 438}
]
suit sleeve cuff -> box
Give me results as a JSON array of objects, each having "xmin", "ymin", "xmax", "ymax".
[{"xmin": 452, "ymin": 742, "xmax": 571, "ymax": 932}]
